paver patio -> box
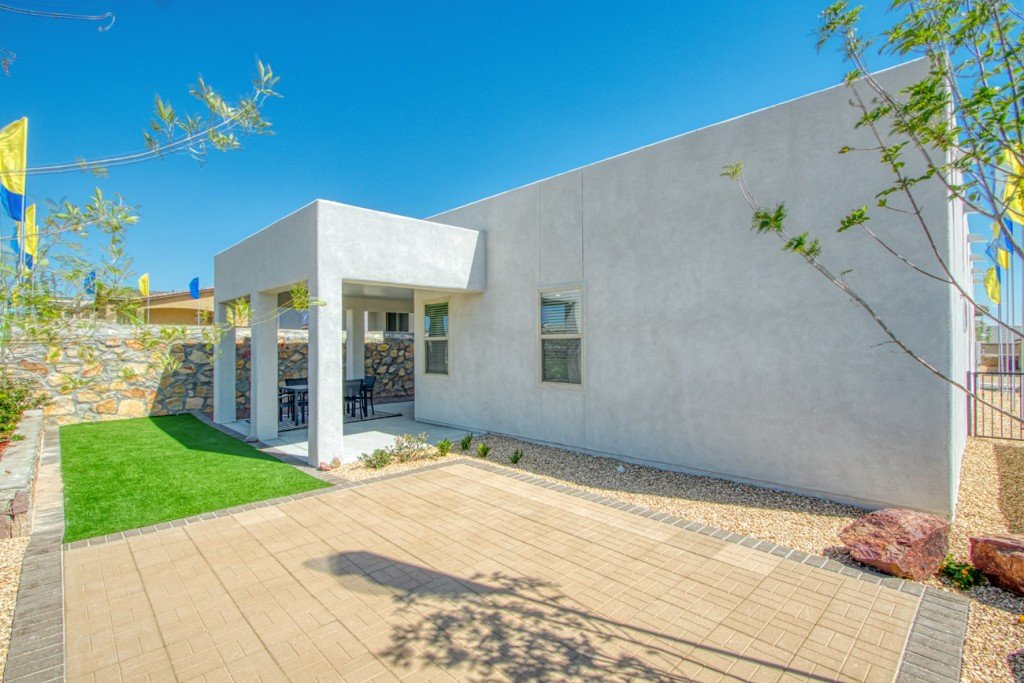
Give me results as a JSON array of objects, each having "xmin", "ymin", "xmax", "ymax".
[{"xmin": 64, "ymin": 462, "xmax": 933, "ymax": 681}]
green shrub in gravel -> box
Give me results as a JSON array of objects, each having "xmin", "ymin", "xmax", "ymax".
[
  {"xmin": 360, "ymin": 448, "xmax": 393, "ymax": 470},
  {"xmin": 476, "ymin": 443, "xmax": 490, "ymax": 458},
  {"xmin": 939, "ymin": 555, "xmax": 986, "ymax": 590},
  {"xmin": 509, "ymin": 449, "xmax": 523, "ymax": 465},
  {"xmin": 436, "ymin": 438, "xmax": 453, "ymax": 456},
  {"xmin": 459, "ymin": 434, "xmax": 473, "ymax": 450}
]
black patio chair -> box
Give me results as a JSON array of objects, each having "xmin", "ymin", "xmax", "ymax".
[
  {"xmin": 361, "ymin": 375, "xmax": 377, "ymax": 415},
  {"xmin": 344, "ymin": 379, "xmax": 365, "ymax": 419}
]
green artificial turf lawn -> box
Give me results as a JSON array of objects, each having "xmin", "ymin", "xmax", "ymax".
[{"xmin": 60, "ymin": 414, "xmax": 330, "ymax": 542}]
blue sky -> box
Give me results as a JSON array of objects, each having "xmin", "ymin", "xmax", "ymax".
[{"xmin": 4, "ymin": 1, "xmax": 917, "ymax": 293}]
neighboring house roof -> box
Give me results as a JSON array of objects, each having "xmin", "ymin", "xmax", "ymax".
[{"xmin": 145, "ymin": 287, "xmax": 214, "ymax": 312}]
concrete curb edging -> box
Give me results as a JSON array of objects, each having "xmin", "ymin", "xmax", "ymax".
[{"xmin": 4, "ymin": 423, "xmax": 64, "ymax": 683}]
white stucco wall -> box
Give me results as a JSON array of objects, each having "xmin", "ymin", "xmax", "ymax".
[{"xmin": 418, "ymin": 60, "xmax": 968, "ymax": 515}]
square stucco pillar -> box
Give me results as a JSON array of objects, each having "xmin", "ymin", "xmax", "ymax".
[
  {"xmin": 308, "ymin": 275, "xmax": 345, "ymax": 466},
  {"xmin": 250, "ymin": 291, "xmax": 279, "ymax": 442},
  {"xmin": 213, "ymin": 302, "xmax": 236, "ymax": 424},
  {"xmin": 347, "ymin": 308, "xmax": 366, "ymax": 380}
]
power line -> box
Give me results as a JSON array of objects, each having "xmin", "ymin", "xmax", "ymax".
[{"xmin": 0, "ymin": 3, "xmax": 114, "ymax": 30}]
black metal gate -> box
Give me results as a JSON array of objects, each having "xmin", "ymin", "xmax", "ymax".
[{"xmin": 969, "ymin": 371, "xmax": 1024, "ymax": 440}]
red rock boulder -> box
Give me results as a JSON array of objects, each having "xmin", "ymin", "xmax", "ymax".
[
  {"xmin": 969, "ymin": 534, "xmax": 1024, "ymax": 595},
  {"xmin": 839, "ymin": 508, "xmax": 949, "ymax": 580}
]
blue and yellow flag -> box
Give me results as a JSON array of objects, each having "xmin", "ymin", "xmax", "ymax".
[
  {"xmin": 985, "ymin": 266, "xmax": 1002, "ymax": 305},
  {"xmin": 0, "ymin": 118, "xmax": 26, "ymax": 222},
  {"xmin": 19, "ymin": 203, "xmax": 36, "ymax": 271}
]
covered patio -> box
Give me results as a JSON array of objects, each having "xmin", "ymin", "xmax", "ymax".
[
  {"xmin": 212, "ymin": 200, "xmax": 486, "ymax": 466},
  {"xmin": 218, "ymin": 400, "xmax": 469, "ymax": 462}
]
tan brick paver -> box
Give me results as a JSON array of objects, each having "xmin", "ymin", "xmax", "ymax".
[{"xmin": 64, "ymin": 463, "xmax": 919, "ymax": 681}]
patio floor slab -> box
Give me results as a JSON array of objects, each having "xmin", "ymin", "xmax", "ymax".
[
  {"xmin": 63, "ymin": 461, "xmax": 952, "ymax": 681},
  {"xmin": 221, "ymin": 401, "xmax": 470, "ymax": 463}
]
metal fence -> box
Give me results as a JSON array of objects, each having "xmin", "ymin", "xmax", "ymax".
[{"xmin": 969, "ymin": 371, "xmax": 1024, "ymax": 440}]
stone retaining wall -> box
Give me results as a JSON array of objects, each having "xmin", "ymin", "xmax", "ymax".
[
  {"xmin": 4, "ymin": 324, "xmax": 414, "ymax": 425},
  {"xmin": 0, "ymin": 409, "xmax": 42, "ymax": 538}
]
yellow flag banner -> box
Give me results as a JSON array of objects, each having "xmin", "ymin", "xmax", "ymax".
[
  {"xmin": 138, "ymin": 273, "xmax": 150, "ymax": 298},
  {"xmin": 0, "ymin": 118, "xmax": 27, "ymax": 221},
  {"xmin": 985, "ymin": 266, "xmax": 1002, "ymax": 305},
  {"xmin": 1001, "ymin": 148, "xmax": 1024, "ymax": 225}
]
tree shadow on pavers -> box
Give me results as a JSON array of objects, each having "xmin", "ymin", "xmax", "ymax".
[{"xmin": 306, "ymin": 551, "xmax": 834, "ymax": 682}]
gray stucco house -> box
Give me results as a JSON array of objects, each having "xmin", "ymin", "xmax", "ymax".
[{"xmin": 214, "ymin": 60, "xmax": 970, "ymax": 516}]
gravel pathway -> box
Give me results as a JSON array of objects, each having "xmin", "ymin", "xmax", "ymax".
[
  {"xmin": 337, "ymin": 431, "xmax": 1024, "ymax": 681},
  {"xmin": 0, "ymin": 536, "xmax": 28, "ymax": 679}
]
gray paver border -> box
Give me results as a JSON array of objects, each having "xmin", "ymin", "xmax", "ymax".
[{"xmin": 5, "ymin": 423, "xmax": 64, "ymax": 683}]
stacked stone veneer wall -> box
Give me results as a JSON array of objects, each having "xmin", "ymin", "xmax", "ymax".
[{"xmin": 4, "ymin": 324, "xmax": 414, "ymax": 425}]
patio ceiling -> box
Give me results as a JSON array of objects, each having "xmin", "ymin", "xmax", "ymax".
[{"xmin": 341, "ymin": 283, "xmax": 414, "ymax": 301}]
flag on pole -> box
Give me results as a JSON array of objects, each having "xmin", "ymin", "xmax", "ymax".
[
  {"xmin": 1001, "ymin": 148, "xmax": 1024, "ymax": 225},
  {"xmin": 188, "ymin": 277, "xmax": 199, "ymax": 299},
  {"xmin": 19, "ymin": 203, "xmax": 36, "ymax": 271},
  {"xmin": 987, "ymin": 240, "xmax": 1010, "ymax": 270},
  {"xmin": 0, "ymin": 118, "xmax": 26, "ymax": 222},
  {"xmin": 83, "ymin": 270, "xmax": 96, "ymax": 296},
  {"xmin": 985, "ymin": 266, "xmax": 1002, "ymax": 304},
  {"xmin": 138, "ymin": 273, "xmax": 150, "ymax": 298}
]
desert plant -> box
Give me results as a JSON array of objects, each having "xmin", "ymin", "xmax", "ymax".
[
  {"xmin": 509, "ymin": 449, "xmax": 522, "ymax": 465},
  {"xmin": 392, "ymin": 433, "xmax": 430, "ymax": 463},
  {"xmin": 359, "ymin": 448, "xmax": 393, "ymax": 470},
  {"xmin": 436, "ymin": 438, "xmax": 453, "ymax": 456},
  {"xmin": 939, "ymin": 555, "xmax": 986, "ymax": 591},
  {"xmin": 476, "ymin": 443, "xmax": 490, "ymax": 458},
  {"xmin": 459, "ymin": 433, "xmax": 473, "ymax": 451}
]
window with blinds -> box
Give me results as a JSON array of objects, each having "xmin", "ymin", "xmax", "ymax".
[
  {"xmin": 424, "ymin": 302, "xmax": 449, "ymax": 375},
  {"xmin": 540, "ymin": 288, "xmax": 582, "ymax": 384}
]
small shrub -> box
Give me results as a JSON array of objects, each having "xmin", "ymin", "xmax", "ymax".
[
  {"xmin": 509, "ymin": 449, "xmax": 522, "ymax": 465},
  {"xmin": 939, "ymin": 555, "xmax": 986, "ymax": 590},
  {"xmin": 0, "ymin": 372, "xmax": 44, "ymax": 441},
  {"xmin": 436, "ymin": 439, "xmax": 453, "ymax": 456},
  {"xmin": 360, "ymin": 433, "xmax": 433, "ymax": 469},
  {"xmin": 476, "ymin": 443, "xmax": 490, "ymax": 458},
  {"xmin": 392, "ymin": 433, "xmax": 430, "ymax": 463},
  {"xmin": 459, "ymin": 433, "xmax": 473, "ymax": 451},
  {"xmin": 359, "ymin": 448, "xmax": 393, "ymax": 470}
]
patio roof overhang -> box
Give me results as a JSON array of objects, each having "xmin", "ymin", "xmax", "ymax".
[
  {"xmin": 211, "ymin": 200, "xmax": 486, "ymax": 467},
  {"xmin": 213, "ymin": 199, "xmax": 486, "ymax": 304}
]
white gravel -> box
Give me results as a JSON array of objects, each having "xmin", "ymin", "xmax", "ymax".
[{"xmin": 0, "ymin": 537, "xmax": 28, "ymax": 679}]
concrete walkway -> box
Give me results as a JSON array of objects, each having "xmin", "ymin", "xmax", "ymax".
[{"xmin": 64, "ymin": 462, "xmax": 952, "ymax": 682}]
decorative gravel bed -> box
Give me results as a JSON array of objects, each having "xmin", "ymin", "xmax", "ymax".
[
  {"xmin": 0, "ymin": 537, "xmax": 28, "ymax": 679},
  {"xmin": 336, "ymin": 431, "xmax": 1023, "ymax": 681},
  {"xmin": 941, "ymin": 437, "xmax": 1023, "ymax": 683}
]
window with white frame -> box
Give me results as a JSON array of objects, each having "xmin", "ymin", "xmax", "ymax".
[
  {"xmin": 386, "ymin": 312, "xmax": 410, "ymax": 332},
  {"xmin": 540, "ymin": 288, "xmax": 582, "ymax": 384},
  {"xmin": 424, "ymin": 302, "xmax": 449, "ymax": 375}
]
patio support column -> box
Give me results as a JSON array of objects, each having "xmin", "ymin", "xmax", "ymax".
[
  {"xmin": 308, "ymin": 274, "xmax": 345, "ymax": 466},
  {"xmin": 250, "ymin": 290, "xmax": 279, "ymax": 442},
  {"xmin": 347, "ymin": 308, "xmax": 366, "ymax": 380},
  {"xmin": 213, "ymin": 301, "xmax": 236, "ymax": 424}
]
